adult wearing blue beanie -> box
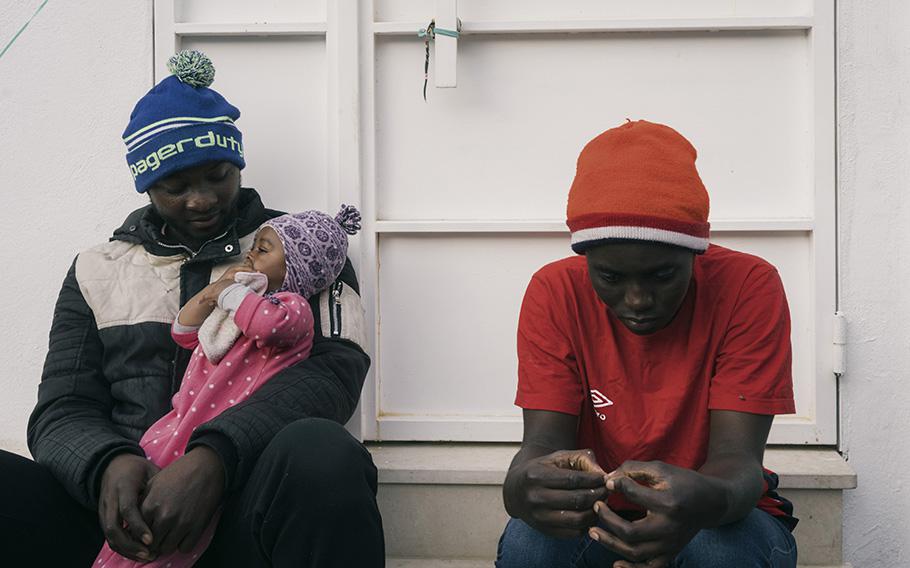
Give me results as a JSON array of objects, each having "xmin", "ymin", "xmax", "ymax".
[
  {"xmin": 123, "ymin": 50, "xmax": 246, "ymax": 194},
  {"xmin": 0, "ymin": 51, "xmax": 384, "ymax": 567}
]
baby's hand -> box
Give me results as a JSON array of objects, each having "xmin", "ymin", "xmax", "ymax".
[
  {"xmin": 197, "ymin": 280, "xmax": 235, "ymax": 307},
  {"xmin": 218, "ymin": 261, "xmax": 254, "ymax": 283}
]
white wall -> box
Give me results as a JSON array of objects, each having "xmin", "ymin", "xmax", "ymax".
[
  {"xmin": 0, "ymin": 1, "xmax": 152, "ymax": 453},
  {"xmin": 838, "ymin": 1, "xmax": 910, "ymax": 565}
]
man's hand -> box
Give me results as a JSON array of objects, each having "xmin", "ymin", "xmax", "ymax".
[
  {"xmin": 506, "ymin": 449, "xmax": 608, "ymax": 539},
  {"xmin": 589, "ymin": 460, "xmax": 723, "ymax": 567},
  {"xmin": 98, "ymin": 453, "xmax": 161, "ymax": 562},
  {"xmin": 140, "ymin": 446, "xmax": 226, "ymax": 557}
]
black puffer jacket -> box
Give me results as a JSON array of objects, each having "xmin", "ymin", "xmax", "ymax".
[{"xmin": 27, "ymin": 188, "xmax": 370, "ymax": 510}]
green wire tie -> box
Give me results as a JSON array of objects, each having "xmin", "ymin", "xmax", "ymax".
[{"xmin": 419, "ymin": 26, "xmax": 459, "ymax": 39}]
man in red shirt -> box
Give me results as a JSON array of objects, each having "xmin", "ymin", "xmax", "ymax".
[{"xmin": 497, "ymin": 120, "xmax": 798, "ymax": 568}]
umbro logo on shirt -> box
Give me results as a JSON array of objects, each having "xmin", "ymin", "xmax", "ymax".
[{"xmin": 590, "ymin": 389, "xmax": 613, "ymax": 421}]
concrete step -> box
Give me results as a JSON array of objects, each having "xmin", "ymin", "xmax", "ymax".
[
  {"xmin": 387, "ymin": 560, "xmax": 489, "ymax": 568},
  {"xmin": 370, "ymin": 444, "xmax": 856, "ymax": 567},
  {"xmin": 387, "ymin": 562, "xmax": 851, "ymax": 568}
]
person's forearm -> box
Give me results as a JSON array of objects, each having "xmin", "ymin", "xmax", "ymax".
[
  {"xmin": 697, "ymin": 453, "xmax": 765, "ymax": 527},
  {"xmin": 179, "ymin": 279, "xmax": 250, "ymax": 326},
  {"xmin": 185, "ymin": 446, "xmax": 226, "ymax": 495},
  {"xmin": 177, "ymin": 291, "xmax": 218, "ymax": 326}
]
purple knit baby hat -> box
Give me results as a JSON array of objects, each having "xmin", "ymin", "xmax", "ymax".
[{"xmin": 261, "ymin": 205, "xmax": 362, "ymax": 298}]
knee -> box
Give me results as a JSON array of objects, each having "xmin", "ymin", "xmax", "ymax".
[
  {"xmin": 495, "ymin": 518, "xmax": 533, "ymax": 568},
  {"xmin": 677, "ymin": 515, "xmax": 796, "ymax": 568},
  {"xmin": 676, "ymin": 528, "xmax": 744, "ymax": 567},
  {"xmin": 496, "ymin": 518, "xmax": 576, "ymax": 568},
  {"xmin": 265, "ymin": 418, "xmax": 377, "ymax": 504}
]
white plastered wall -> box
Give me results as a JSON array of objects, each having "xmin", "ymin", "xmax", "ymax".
[
  {"xmin": 838, "ymin": 1, "xmax": 910, "ymax": 565},
  {"xmin": 0, "ymin": 1, "xmax": 152, "ymax": 453}
]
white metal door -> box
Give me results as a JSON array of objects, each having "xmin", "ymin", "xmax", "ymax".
[{"xmin": 154, "ymin": 0, "xmax": 836, "ymax": 445}]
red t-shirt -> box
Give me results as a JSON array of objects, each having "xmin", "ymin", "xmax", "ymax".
[{"xmin": 516, "ymin": 245, "xmax": 796, "ymax": 525}]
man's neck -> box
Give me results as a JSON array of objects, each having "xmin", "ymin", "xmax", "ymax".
[{"xmin": 160, "ymin": 222, "xmax": 234, "ymax": 255}]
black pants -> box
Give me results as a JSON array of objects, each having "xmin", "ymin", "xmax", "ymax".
[{"xmin": 0, "ymin": 418, "xmax": 385, "ymax": 567}]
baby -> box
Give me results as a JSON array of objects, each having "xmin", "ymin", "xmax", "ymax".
[{"xmin": 94, "ymin": 205, "xmax": 362, "ymax": 568}]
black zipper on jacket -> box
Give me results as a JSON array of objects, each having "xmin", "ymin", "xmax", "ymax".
[
  {"xmin": 329, "ymin": 281, "xmax": 343, "ymax": 337},
  {"xmin": 155, "ymin": 226, "xmax": 232, "ymax": 260}
]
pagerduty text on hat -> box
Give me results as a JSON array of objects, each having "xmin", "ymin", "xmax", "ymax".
[{"xmin": 129, "ymin": 131, "xmax": 243, "ymax": 179}]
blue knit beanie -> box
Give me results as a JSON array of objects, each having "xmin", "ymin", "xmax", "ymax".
[{"xmin": 122, "ymin": 50, "xmax": 245, "ymax": 193}]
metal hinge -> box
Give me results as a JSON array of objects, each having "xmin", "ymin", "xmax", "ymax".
[{"xmin": 833, "ymin": 311, "xmax": 847, "ymax": 376}]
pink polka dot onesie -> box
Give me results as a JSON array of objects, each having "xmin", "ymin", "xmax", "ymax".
[{"xmin": 94, "ymin": 289, "xmax": 314, "ymax": 568}]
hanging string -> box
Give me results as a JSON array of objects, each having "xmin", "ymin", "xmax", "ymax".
[{"xmin": 418, "ymin": 19, "xmax": 436, "ymax": 101}]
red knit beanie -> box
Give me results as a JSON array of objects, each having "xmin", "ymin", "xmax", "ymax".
[{"xmin": 566, "ymin": 120, "xmax": 710, "ymax": 254}]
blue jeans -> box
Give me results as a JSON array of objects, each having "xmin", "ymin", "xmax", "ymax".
[{"xmin": 496, "ymin": 509, "xmax": 797, "ymax": 568}]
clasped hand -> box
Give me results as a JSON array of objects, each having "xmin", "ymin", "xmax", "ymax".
[
  {"xmin": 516, "ymin": 452, "xmax": 721, "ymax": 568},
  {"xmin": 98, "ymin": 447, "xmax": 225, "ymax": 562},
  {"xmin": 510, "ymin": 449, "xmax": 609, "ymax": 539},
  {"xmin": 589, "ymin": 460, "xmax": 724, "ymax": 567}
]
